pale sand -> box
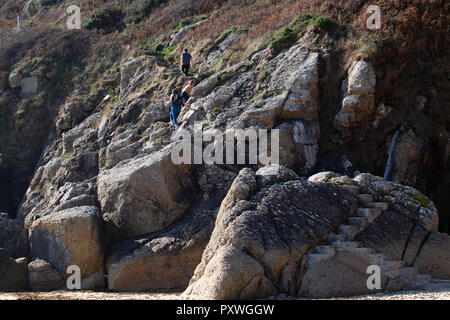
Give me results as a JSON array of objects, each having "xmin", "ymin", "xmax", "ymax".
[{"xmin": 1, "ymin": 282, "xmax": 449, "ymax": 300}]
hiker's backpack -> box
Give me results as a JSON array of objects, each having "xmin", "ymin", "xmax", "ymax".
[{"xmin": 172, "ymin": 93, "xmax": 183, "ymax": 106}]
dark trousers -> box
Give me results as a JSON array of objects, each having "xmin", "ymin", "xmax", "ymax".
[
  {"xmin": 181, "ymin": 64, "xmax": 190, "ymax": 76},
  {"xmin": 170, "ymin": 104, "xmax": 181, "ymax": 125}
]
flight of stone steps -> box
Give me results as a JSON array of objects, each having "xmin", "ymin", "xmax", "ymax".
[{"xmin": 308, "ymin": 184, "xmax": 432, "ymax": 290}]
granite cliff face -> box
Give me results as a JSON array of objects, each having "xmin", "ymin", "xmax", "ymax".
[{"xmin": 0, "ymin": 0, "xmax": 448, "ymax": 297}]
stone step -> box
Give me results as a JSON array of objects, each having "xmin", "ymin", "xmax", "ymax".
[
  {"xmin": 342, "ymin": 185, "xmax": 360, "ymax": 195},
  {"xmin": 369, "ymin": 202, "xmax": 389, "ymax": 210},
  {"xmin": 348, "ymin": 216, "xmax": 369, "ymax": 228},
  {"xmin": 357, "ymin": 194, "xmax": 374, "ymax": 204},
  {"xmin": 368, "ymin": 252, "xmax": 385, "ymax": 264},
  {"xmin": 357, "ymin": 208, "xmax": 382, "ymax": 222},
  {"xmin": 316, "ymin": 245, "xmax": 336, "ymax": 255},
  {"xmin": 338, "ymin": 225, "xmax": 360, "ymax": 239},
  {"xmin": 397, "ymin": 267, "xmax": 418, "ymax": 278},
  {"xmin": 308, "ymin": 253, "xmax": 329, "ymax": 265},
  {"xmin": 328, "ymin": 233, "xmax": 347, "ymax": 242},
  {"xmin": 383, "ymin": 260, "xmax": 406, "ymax": 271},
  {"xmin": 353, "ymin": 247, "xmax": 375, "ymax": 256},
  {"xmin": 331, "ymin": 241, "xmax": 361, "ymax": 250},
  {"xmin": 412, "ymin": 274, "xmax": 432, "ymax": 289},
  {"xmin": 431, "ymin": 279, "xmax": 450, "ymax": 284}
]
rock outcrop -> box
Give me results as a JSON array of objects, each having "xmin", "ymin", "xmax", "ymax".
[
  {"xmin": 184, "ymin": 167, "xmax": 359, "ymax": 299},
  {"xmin": 184, "ymin": 168, "xmax": 442, "ymax": 299}
]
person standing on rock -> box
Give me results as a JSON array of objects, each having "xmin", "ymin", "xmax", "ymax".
[
  {"xmin": 180, "ymin": 49, "xmax": 193, "ymax": 76},
  {"xmin": 181, "ymin": 80, "xmax": 195, "ymax": 103},
  {"xmin": 166, "ymin": 89, "xmax": 190, "ymax": 129}
]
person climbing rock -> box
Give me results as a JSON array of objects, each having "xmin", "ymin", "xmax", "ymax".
[
  {"xmin": 166, "ymin": 89, "xmax": 190, "ymax": 129},
  {"xmin": 180, "ymin": 49, "xmax": 193, "ymax": 76},
  {"xmin": 181, "ymin": 80, "xmax": 196, "ymax": 103}
]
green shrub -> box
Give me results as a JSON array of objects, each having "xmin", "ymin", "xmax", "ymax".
[
  {"xmin": 261, "ymin": 13, "xmax": 333, "ymax": 54},
  {"xmin": 83, "ymin": 8, "xmax": 124, "ymax": 32},
  {"xmin": 270, "ymin": 26, "xmax": 298, "ymax": 53},
  {"xmin": 124, "ymin": 0, "xmax": 168, "ymax": 24},
  {"xmin": 27, "ymin": 98, "xmax": 44, "ymax": 110},
  {"xmin": 313, "ymin": 16, "xmax": 333, "ymax": 31},
  {"xmin": 174, "ymin": 23, "xmax": 185, "ymax": 31}
]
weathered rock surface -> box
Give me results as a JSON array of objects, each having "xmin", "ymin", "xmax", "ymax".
[
  {"xmin": 20, "ymin": 76, "xmax": 47, "ymax": 97},
  {"xmin": 184, "ymin": 167, "xmax": 359, "ymax": 299},
  {"xmin": 120, "ymin": 58, "xmax": 142, "ymax": 92},
  {"xmin": 334, "ymin": 60, "xmax": 376, "ymax": 140},
  {"xmin": 29, "ymin": 206, "xmax": 105, "ymax": 289},
  {"xmin": 353, "ymin": 209, "xmax": 415, "ymax": 260},
  {"xmin": 170, "ymin": 20, "xmax": 207, "ymax": 46},
  {"xmin": 28, "ymin": 259, "xmax": 64, "ymax": 291},
  {"xmin": 206, "ymin": 32, "xmax": 240, "ymax": 67},
  {"xmin": 98, "ymin": 143, "xmax": 196, "ymax": 243},
  {"xmin": 0, "ymin": 249, "xmax": 29, "ymax": 292},
  {"xmin": 414, "ymin": 232, "xmax": 450, "ymax": 279},
  {"xmin": 18, "ymin": 112, "xmax": 101, "ymax": 225},
  {"xmin": 276, "ymin": 120, "xmax": 320, "ymax": 174}
]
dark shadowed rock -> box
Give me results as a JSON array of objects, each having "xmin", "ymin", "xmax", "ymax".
[
  {"xmin": 402, "ymin": 225, "xmax": 429, "ymax": 266},
  {"xmin": 0, "ymin": 217, "xmax": 30, "ymax": 259},
  {"xmin": 414, "ymin": 232, "xmax": 450, "ymax": 279},
  {"xmin": 0, "ymin": 249, "xmax": 29, "ymax": 292}
]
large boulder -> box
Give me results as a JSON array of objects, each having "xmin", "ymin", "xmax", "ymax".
[
  {"xmin": 29, "ymin": 206, "xmax": 105, "ymax": 289},
  {"xmin": 414, "ymin": 232, "xmax": 450, "ymax": 279},
  {"xmin": 0, "ymin": 217, "xmax": 30, "ymax": 259},
  {"xmin": 8, "ymin": 72, "xmax": 21, "ymax": 88},
  {"xmin": 28, "ymin": 259, "xmax": 64, "ymax": 291},
  {"xmin": 0, "ymin": 249, "xmax": 29, "ymax": 292},
  {"xmin": 107, "ymin": 208, "xmax": 215, "ymax": 292},
  {"xmin": 183, "ymin": 167, "xmax": 359, "ymax": 299},
  {"xmin": 97, "ymin": 143, "xmax": 196, "ymax": 243}
]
